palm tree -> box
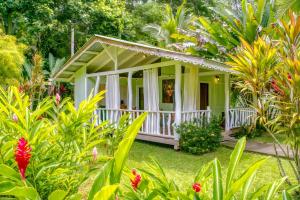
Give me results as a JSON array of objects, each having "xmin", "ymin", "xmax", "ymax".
[
  {"xmin": 172, "ymin": 0, "xmax": 276, "ymax": 59},
  {"xmin": 143, "ymin": 0, "xmax": 193, "ymax": 48}
]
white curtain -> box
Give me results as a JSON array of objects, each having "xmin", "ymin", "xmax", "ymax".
[
  {"xmin": 143, "ymin": 69, "xmax": 160, "ymax": 133},
  {"xmin": 105, "ymin": 74, "xmax": 120, "ymax": 123},
  {"xmin": 183, "ymin": 66, "xmax": 199, "ymax": 111}
]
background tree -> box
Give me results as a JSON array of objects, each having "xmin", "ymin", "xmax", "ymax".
[{"xmin": 0, "ymin": 29, "xmax": 25, "ymax": 85}]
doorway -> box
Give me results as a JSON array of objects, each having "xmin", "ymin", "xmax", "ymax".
[
  {"xmin": 200, "ymin": 83, "xmax": 209, "ymax": 110},
  {"xmin": 137, "ymin": 86, "xmax": 144, "ymax": 110}
]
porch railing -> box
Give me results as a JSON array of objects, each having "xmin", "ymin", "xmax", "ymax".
[
  {"xmin": 181, "ymin": 110, "xmax": 211, "ymax": 126},
  {"xmin": 228, "ymin": 108, "xmax": 256, "ymax": 129},
  {"xmin": 96, "ymin": 108, "xmax": 211, "ymax": 138}
]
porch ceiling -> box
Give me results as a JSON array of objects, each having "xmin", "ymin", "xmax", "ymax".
[{"xmin": 53, "ymin": 34, "xmax": 234, "ymax": 81}]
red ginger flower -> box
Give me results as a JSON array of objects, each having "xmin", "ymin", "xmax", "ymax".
[
  {"xmin": 193, "ymin": 183, "xmax": 201, "ymax": 193},
  {"xmin": 130, "ymin": 169, "xmax": 141, "ymax": 191},
  {"xmin": 15, "ymin": 138, "xmax": 31, "ymax": 180}
]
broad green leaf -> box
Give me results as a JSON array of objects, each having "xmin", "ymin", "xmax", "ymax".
[
  {"xmin": 0, "ymin": 164, "xmax": 21, "ymax": 182},
  {"xmin": 93, "ymin": 184, "xmax": 118, "ymax": 200},
  {"xmin": 225, "ymin": 158, "xmax": 268, "ymax": 200},
  {"xmin": 225, "ymin": 137, "xmax": 246, "ymax": 193},
  {"xmin": 0, "ymin": 181, "xmax": 15, "ymax": 192},
  {"xmin": 87, "ymin": 159, "xmax": 114, "ymax": 200},
  {"xmin": 213, "ymin": 159, "xmax": 223, "ymax": 200},
  {"xmin": 0, "ymin": 186, "xmax": 40, "ymax": 200},
  {"xmin": 110, "ymin": 113, "xmax": 147, "ymax": 183},
  {"xmin": 48, "ymin": 190, "xmax": 67, "ymax": 200},
  {"xmin": 241, "ymin": 172, "xmax": 256, "ymax": 200}
]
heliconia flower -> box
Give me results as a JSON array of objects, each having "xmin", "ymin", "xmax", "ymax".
[
  {"xmin": 192, "ymin": 183, "xmax": 201, "ymax": 193},
  {"xmin": 12, "ymin": 114, "xmax": 18, "ymax": 122},
  {"xmin": 130, "ymin": 169, "xmax": 141, "ymax": 191},
  {"xmin": 15, "ymin": 138, "xmax": 31, "ymax": 180},
  {"xmin": 92, "ymin": 147, "xmax": 98, "ymax": 161},
  {"xmin": 55, "ymin": 93, "xmax": 61, "ymax": 105}
]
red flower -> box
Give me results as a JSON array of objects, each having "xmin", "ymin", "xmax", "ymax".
[
  {"xmin": 55, "ymin": 93, "xmax": 61, "ymax": 105},
  {"xmin": 60, "ymin": 84, "xmax": 67, "ymax": 94},
  {"xmin": 130, "ymin": 169, "xmax": 141, "ymax": 191},
  {"xmin": 193, "ymin": 183, "xmax": 201, "ymax": 193},
  {"xmin": 288, "ymin": 73, "xmax": 292, "ymax": 81},
  {"xmin": 271, "ymin": 79, "xmax": 284, "ymax": 96},
  {"xmin": 15, "ymin": 138, "xmax": 31, "ymax": 180}
]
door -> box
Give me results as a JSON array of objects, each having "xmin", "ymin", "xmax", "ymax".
[
  {"xmin": 200, "ymin": 83, "xmax": 209, "ymax": 110},
  {"xmin": 138, "ymin": 87, "xmax": 144, "ymax": 110}
]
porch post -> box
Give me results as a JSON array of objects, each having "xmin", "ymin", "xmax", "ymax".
[
  {"xmin": 225, "ymin": 73, "xmax": 230, "ymax": 131},
  {"xmin": 74, "ymin": 66, "xmax": 87, "ymax": 108},
  {"xmin": 174, "ymin": 64, "xmax": 182, "ymax": 146},
  {"xmin": 128, "ymin": 72, "xmax": 133, "ymax": 110},
  {"xmin": 94, "ymin": 76, "xmax": 101, "ymax": 97}
]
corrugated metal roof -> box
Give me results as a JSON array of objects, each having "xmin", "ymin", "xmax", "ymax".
[{"xmin": 53, "ymin": 35, "xmax": 234, "ymax": 81}]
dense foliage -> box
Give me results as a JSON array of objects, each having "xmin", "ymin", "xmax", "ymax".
[
  {"xmin": 177, "ymin": 117, "xmax": 222, "ymax": 154},
  {"xmin": 227, "ymin": 11, "xmax": 300, "ymax": 194},
  {"xmin": 0, "ymin": 30, "xmax": 25, "ymax": 84}
]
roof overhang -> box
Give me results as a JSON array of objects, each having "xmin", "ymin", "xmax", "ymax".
[{"xmin": 53, "ymin": 34, "xmax": 235, "ymax": 81}]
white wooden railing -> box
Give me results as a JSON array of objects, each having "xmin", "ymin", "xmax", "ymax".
[
  {"xmin": 96, "ymin": 108, "xmax": 211, "ymax": 138},
  {"xmin": 181, "ymin": 109, "xmax": 211, "ymax": 126},
  {"xmin": 228, "ymin": 108, "xmax": 256, "ymax": 129}
]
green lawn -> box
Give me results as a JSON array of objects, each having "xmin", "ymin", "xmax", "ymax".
[
  {"xmin": 80, "ymin": 141, "xmax": 295, "ymax": 197},
  {"xmin": 249, "ymin": 133, "xmax": 286, "ymax": 144}
]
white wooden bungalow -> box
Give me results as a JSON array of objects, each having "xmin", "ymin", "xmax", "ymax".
[{"xmin": 53, "ymin": 35, "xmax": 255, "ymax": 148}]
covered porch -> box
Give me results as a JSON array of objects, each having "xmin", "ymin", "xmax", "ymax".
[{"xmin": 53, "ymin": 35, "xmax": 255, "ymax": 148}]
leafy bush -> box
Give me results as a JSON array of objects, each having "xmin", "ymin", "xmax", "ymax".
[
  {"xmin": 176, "ymin": 116, "xmax": 222, "ymax": 154},
  {"xmin": 0, "ymin": 86, "xmax": 110, "ymax": 198}
]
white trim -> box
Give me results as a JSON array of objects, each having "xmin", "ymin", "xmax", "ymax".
[
  {"xmin": 94, "ymin": 76, "xmax": 100, "ymax": 97},
  {"xmin": 198, "ymin": 71, "xmax": 226, "ymax": 76},
  {"xmin": 225, "ymin": 73, "xmax": 230, "ymax": 131},
  {"xmin": 128, "ymin": 72, "xmax": 133, "ymax": 110},
  {"xmin": 174, "ymin": 64, "xmax": 182, "ymax": 141},
  {"xmin": 87, "ymin": 60, "xmax": 178, "ymax": 77}
]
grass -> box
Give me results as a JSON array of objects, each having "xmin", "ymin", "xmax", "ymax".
[
  {"xmin": 249, "ymin": 132, "xmax": 286, "ymax": 144},
  {"xmin": 80, "ymin": 141, "xmax": 295, "ymax": 197}
]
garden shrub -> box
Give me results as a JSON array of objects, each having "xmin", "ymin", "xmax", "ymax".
[{"xmin": 176, "ymin": 116, "xmax": 222, "ymax": 154}]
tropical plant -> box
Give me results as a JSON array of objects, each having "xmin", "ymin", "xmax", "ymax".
[
  {"xmin": 0, "ymin": 86, "xmax": 109, "ymax": 198},
  {"xmin": 45, "ymin": 53, "xmax": 66, "ymax": 78},
  {"xmin": 119, "ymin": 137, "xmax": 295, "ymax": 199},
  {"xmin": 262, "ymin": 12, "xmax": 300, "ymax": 193},
  {"xmin": 226, "ymin": 10, "xmax": 300, "ymax": 195},
  {"xmin": 172, "ymin": 0, "xmax": 276, "ymax": 59},
  {"xmin": 226, "ymin": 36, "xmax": 279, "ymax": 125},
  {"xmin": 143, "ymin": 0, "xmax": 193, "ymax": 48}
]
